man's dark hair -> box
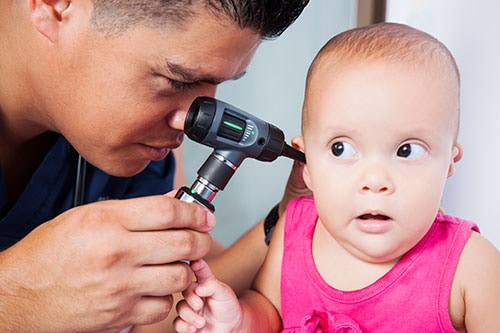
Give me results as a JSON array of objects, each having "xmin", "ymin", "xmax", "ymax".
[{"xmin": 90, "ymin": 0, "xmax": 310, "ymax": 39}]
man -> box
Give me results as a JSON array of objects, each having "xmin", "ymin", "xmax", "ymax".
[{"xmin": 0, "ymin": 0, "xmax": 309, "ymax": 331}]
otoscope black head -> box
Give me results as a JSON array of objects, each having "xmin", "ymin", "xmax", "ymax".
[
  {"xmin": 184, "ymin": 96, "xmax": 305, "ymax": 164},
  {"xmin": 176, "ymin": 97, "xmax": 305, "ymax": 211}
]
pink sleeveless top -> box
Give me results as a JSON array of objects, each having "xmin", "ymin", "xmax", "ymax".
[{"xmin": 281, "ymin": 197, "xmax": 478, "ymax": 333}]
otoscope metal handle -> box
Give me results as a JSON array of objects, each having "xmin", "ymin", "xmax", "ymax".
[{"xmin": 175, "ymin": 185, "xmax": 215, "ymax": 212}]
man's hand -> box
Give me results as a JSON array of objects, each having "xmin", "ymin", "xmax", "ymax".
[{"xmin": 0, "ymin": 195, "xmax": 215, "ymax": 332}]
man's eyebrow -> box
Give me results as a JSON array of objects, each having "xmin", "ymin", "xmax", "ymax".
[{"xmin": 165, "ymin": 62, "xmax": 247, "ymax": 85}]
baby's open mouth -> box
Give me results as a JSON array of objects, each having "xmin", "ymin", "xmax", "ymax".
[{"xmin": 358, "ymin": 213, "xmax": 390, "ymax": 220}]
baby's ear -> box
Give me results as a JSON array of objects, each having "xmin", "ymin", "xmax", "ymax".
[
  {"xmin": 29, "ymin": 0, "xmax": 71, "ymax": 43},
  {"xmin": 291, "ymin": 136, "xmax": 304, "ymax": 151},
  {"xmin": 448, "ymin": 143, "xmax": 463, "ymax": 177},
  {"xmin": 291, "ymin": 136, "xmax": 313, "ymax": 191}
]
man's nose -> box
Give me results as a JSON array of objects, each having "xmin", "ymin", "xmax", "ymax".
[{"xmin": 196, "ymin": 84, "xmax": 218, "ymax": 100}]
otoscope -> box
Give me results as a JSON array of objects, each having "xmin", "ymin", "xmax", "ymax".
[{"xmin": 175, "ymin": 96, "xmax": 306, "ymax": 212}]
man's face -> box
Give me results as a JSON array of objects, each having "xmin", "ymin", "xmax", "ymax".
[{"xmin": 36, "ymin": 3, "xmax": 261, "ymax": 176}]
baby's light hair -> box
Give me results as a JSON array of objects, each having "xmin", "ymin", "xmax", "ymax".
[
  {"xmin": 308, "ymin": 22, "xmax": 459, "ymax": 82},
  {"xmin": 303, "ymin": 22, "xmax": 460, "ymax": 137}
]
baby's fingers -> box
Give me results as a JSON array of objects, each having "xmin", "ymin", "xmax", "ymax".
[
  {"xmin": 173, "ymin": 317, "xmax": 201, "ymax": 333},
  {"xmin": 183, "ymin": 283, "xmax": 206, "ymax": 312},
  {"xmin": 175, "ymin": 299, "xmax": 206, "ymax": 331},
  {"xmin": 190, "ymin": 259, "xmax": 217, "ymax": 284},
  {"xmin": 192, "ymin": 279, "xmax": 220, "ymax": 299}
]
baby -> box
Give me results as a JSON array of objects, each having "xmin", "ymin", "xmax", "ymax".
[{"xmin": 174, "ymin": 22, "xmax": 500, "ymax": 332}]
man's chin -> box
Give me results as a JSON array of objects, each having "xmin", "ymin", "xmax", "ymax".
[{"xmin": 99, "ymin": 160, "xmax": 150, "ymax": 177}]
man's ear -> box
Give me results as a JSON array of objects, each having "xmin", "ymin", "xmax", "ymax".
[
  {"xmin": 448, "ymin": 142, "xmax": 463, "ymax": 177},
  {"xmin": 291, "ymin": 136, "xmax": 313, "ymax": 191},
  {"xmin": 28, "ymin": 0, "xmax": 71, "ymax": 43}
]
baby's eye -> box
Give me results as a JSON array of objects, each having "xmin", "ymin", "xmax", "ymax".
[
  {"xmin": 331, "ymin": 141, "xmax": 356, "ymax": 158},
  {"xmin": 397, "ymin": 143, "xmax": 426, "ymax": 159}
]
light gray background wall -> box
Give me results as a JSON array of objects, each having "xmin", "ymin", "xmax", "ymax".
[
  {"xmin": 180, "ymin": 1, "xmax": 357, "ymax": 245},
  {"xmin": 386, "ymin": 0, "xmax": 500, "ymax": 249}
]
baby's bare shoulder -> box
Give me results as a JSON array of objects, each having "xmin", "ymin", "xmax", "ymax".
[{"xmin": 450, "ymin": 231, "xmax": 500, "ymax": 332}]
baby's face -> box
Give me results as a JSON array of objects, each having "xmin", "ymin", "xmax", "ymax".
[{"xmin": 301, "ymin": 60, "xmax": 460, "ymax": 263}]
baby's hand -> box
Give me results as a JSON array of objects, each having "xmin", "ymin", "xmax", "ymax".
[{"xmin": 174, "ymin": 259, "xmax": 243, "ymax": 333}]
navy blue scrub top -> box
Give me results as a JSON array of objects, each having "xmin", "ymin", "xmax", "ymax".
[{"xmin": 0, "ymin": 135, "xmax": 175, "ymax": 250}]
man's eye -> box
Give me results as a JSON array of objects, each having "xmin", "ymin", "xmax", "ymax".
[
  {"xmin": 397, "ymin": 143, "xmax": 426, "ymax": 159},
  {"xmin": 331, "ymin": 141, "xmax": 356, "ymax": 158},
  {"xmin": 169, "ymin": 79, "xmax": 199, "ymax": 91}
]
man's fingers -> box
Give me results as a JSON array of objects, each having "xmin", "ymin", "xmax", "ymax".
[
  {"xmin": 102, "ymin": 195, "xmax": 216, "ymax": 232},
  {"xmin": 127, "ymin": 295, "xmax": 174, "ymax": 327},
  {"xmin": 129, "ymin": 263, "xmax": 195, "ymax": 296},
  {"xmin": 129, "ymin": 229, "xmax": 213, "ymax": 264}
]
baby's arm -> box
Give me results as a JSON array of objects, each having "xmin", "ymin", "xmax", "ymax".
[{"xmin": 455, "ymin": 232, "xmax": 500, "ymax": 332}]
